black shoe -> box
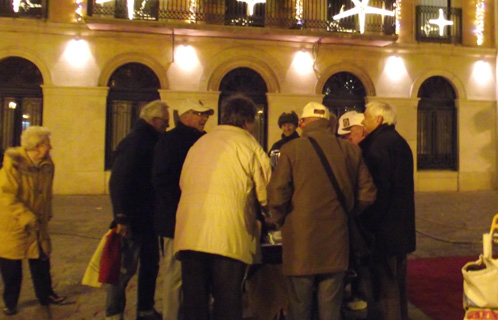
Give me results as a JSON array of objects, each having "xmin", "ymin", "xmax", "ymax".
[
  {"xmin": 136, "ymin": 309, "xmax": 162, "ymax": 320},
  {"xmin": 48, "ymin": 293, "xmax": 67, "ymax": 305},
  {"xmin": 3, "ymin": 306, "xmax": 18, "ymax": 316}
]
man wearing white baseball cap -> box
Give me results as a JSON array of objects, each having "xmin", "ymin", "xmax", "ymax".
[
  {"xmin": 152, "ymin": 98, "xmax": 213, "ymax": 320},
  {"xmin": 338, "ymin": 110, "xmax": 366, "ymax": 145},
  {"xmin": 268, "ymin": 101, "xmax": 376, "ymax": 320}
]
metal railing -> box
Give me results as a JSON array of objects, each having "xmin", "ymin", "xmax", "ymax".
[
  {"xmin": 416, "ymin": 5, "xmax": 462, "ymax": 44},
  {"xmin": 88, "ymin": 0, "xmax": 397, "ymax": 35}
]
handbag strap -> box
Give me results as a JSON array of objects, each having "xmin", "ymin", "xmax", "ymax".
[{"xmin": 308, "ymin": 136, "xmax": 349, "ymax": 216}]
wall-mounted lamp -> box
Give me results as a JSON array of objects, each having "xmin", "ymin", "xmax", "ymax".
[
  {"xmin": 63, "ymin": 38, "xmax": 92, "ymax": 68},
  {"xmin": 292, "ymin": 50, "xmax": 313, "ymax": 75},
  {"xmin": 472, "ymin": 60, "xmax": 493, "ymax": 85},
  {"xmin": 174, "ymin": 44, "xmax": 199, "ymax": 72},
  {"xmin": 384, "ymin": 56, "xmax": 406, "ymax": 82}
]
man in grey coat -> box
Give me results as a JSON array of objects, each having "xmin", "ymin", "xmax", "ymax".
[{"xmin": 267, "ymin": 102, "xmax": 376, "ymax": 320}]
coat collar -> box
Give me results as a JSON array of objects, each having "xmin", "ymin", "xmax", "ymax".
[
  {"xmin": 5, "ymin": 147, "xmax": 53, "ymax": 170},
  {"xmin": 302, "ymin": 119, "xmax": 330, "ymax": 136},
  {"xmin": 134, "ymin": 118, "xmax": 161, "ymax": 139},
  {"xmin": 280, "ymin": 130, "xmax": 300, "ymax": 141},
  {"xmin": 360, "ymin": 124, "xmax": 395, "ymax": 148},
  {"xmin": 175, "ymin": 121, "xmax": 206, "ymax": 136}
]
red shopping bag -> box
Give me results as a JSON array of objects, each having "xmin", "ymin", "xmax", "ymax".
[{"xmin": 98, "ymin": 228, "xmax": 121, "ymax": 285}]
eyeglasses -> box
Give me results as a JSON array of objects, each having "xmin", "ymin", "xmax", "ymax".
[{"xmin": 190, "ymin": 111, "xmax": 211, "ymax": 118}]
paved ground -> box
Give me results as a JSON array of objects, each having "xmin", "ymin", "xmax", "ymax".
[{"xmin": 1, "ymin": 191, "xmax": 498, "ymax": 320}]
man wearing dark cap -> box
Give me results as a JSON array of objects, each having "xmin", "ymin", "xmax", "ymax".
[
  {"xmin": 152, "ymin": 98, "xmax": 214, "ymax": 320},
  {"xmin": 269, "ymin": 111, "xmax": 300, "ymax": 153}
]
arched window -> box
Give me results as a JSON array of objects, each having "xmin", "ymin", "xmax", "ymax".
[
  {"xmin": 0, "ymin": 57, "xmax": 43, "ymax": 151},
  {"xmin": 219, "ymin": 67, "xmax": 268, "ymax": 150},
  {"xmin": 105, "ymin": 63, "xmax": 160, "ymax": 169},
  {"xmin": 322, "ymin": 71, "xmax": 366, "ymax": 117},
  {"xmin": 417, "ymin": 76, "xmax": 457, "ymax": 170}
]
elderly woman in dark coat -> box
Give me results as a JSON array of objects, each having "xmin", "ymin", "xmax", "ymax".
[{"xmin": 0, "ymin": 126, "xmax": 65, "ymax": 316}]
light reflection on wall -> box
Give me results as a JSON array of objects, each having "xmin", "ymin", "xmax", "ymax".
[
  {"xmin": 291, "ymin": 50, "xmax": 313, "ymax": 75},
  {"xmin": 384, "ymin": 56, "xmax": 407, "ymax": 82},
  {"xmin": 472, "ymin": 60, "xmax": 493, "ymax": 85},
  {"xmin": 63, "ymin": 39, "xmax": 92, "ymax": 68},
  {"xmin": 174, "ymin": 44, "xmax": 200, "ymax": 72}
]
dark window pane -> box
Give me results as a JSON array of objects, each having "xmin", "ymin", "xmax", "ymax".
[
  {"xmin": 417, "ymin": 76, "xmax": 457, "ymax": 170},
  {"xmin": 218, "ymin": 67, "xmax": 268, "ymax": 150},
  {"xmin": 322, "ymin": 72, "xmax": 366, "ymax": 117},
  {"xmin": 0, "ymin": 57, "xmax": 43, "ymax": 150},
  {"xmin": 105, "ymin": 63, "xmax": 160, "ymax": 169}
]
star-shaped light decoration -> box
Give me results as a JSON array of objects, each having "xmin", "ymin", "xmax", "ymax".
[
  {"xmin": 428, "ymin": 8, "xmax": 453, "ymax": 36},
  {"xmin": 333, "ymin": 0, "xmax": 394, "ymax": 34},
  {"xmin": 237, "ymin": 0, "xmax": 266, "ymax": 16}
]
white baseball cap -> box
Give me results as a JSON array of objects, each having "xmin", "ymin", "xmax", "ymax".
[
  {"xmin": 178, "ymin": 98, "xmax": 214, "ymax": 116},
  {"xmin": 301, "ymin": 102, "xmax": 330, "ymax": 120},
  {"xmin": 337, "ymin": 111, "xmax": 365, "ymax": 135}
]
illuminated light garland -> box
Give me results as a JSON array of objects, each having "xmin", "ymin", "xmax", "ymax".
[
  {"xmin": 237, "ymin": 0, "xmax": 266, "ymax": 16},
  {"xmin": 189, "ymin": 0, "xmax": 197, "ymax": 23},
  {"xmin": 75, "ymin": 0, "xmax": 83, "ymax": 21},
  {"xmin": 475, "ymin": 0, "xmax": 485, "ymax": 46},
  {"xmin": 395, "ymin": 0, "xmax": 401, "ymax": 35},
  {"xmin": 295, "ymin": 0, "xmax": 303, "ymax": 26},
  {"xmin": 428, "ymin": 8, "xmax": 453, "ymax": 36},
  {"xmin": 333, "ymin": 0, "xmax": 395, "ymax": 34}
]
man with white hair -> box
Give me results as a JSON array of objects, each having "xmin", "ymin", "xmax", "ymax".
[
  {"xmin": 107, "ymin": 100, "xmax": 169, "ymax": 320},
  {"xmin": 337, "ymin": 110, "xmax": 366, "ymax": 145},
  {"xmin": 267, "ymin": 102, "xmax": 376, "ymax": 320},
  {"xmin": 152, "ymin": 98, "xmax": 214, "ymax": 320},
  {"xmin": 359, "ymin": 101, "xmax": 416, "ymax": 320}
]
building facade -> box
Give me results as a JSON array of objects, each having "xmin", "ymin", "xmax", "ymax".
[{"xmin": 0, "ymin": 0, "xmax": 496, "ymax": 194}]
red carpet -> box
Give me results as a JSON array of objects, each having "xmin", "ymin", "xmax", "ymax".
[{"xmin": 407, "ymin": 256, "xmax": 477, "ymax": 320}]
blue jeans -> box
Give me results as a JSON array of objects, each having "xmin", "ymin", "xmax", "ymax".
[
  {"xmin": 105, "ymin": 231, "xmax": 159, "ymax": 317},
  {"xmin": 285, "ymin": 272, "xmax": 345, "ymax": 320}
]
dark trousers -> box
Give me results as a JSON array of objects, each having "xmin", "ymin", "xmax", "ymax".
[
  {"xmin": 0, "ymin": 256, "xmax": 53, "ymax": 309},
  {"xmin": 371, "ymin": 254, "xmax": 408, "ymax": 320},
  {"xmin": 106, "ymin": 230, "xmax": 160, "ymax": 317},
  {"xmin": 180, "ymin": 250, "xmax": 247, "ymax": 320}
]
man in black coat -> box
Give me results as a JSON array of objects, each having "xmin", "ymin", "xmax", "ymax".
[
  {"xmin": 107, "ymin": 100, "xmax": 169, "ymax": 320},
  {"xmin": 152, "ymin": 98, "xmax": 213, "ymax": 320},
  {"xmin": 359, "ymin": 101, "xmax": 416, "ymax": 320}
]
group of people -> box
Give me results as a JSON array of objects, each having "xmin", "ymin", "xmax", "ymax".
[
  {"xmin": 0, "ymin": 93, "xmax": 415, "ymax": 320},
  {"xmin": 268, "ymin": 103, "xmax": 415, "ymax": 320}
]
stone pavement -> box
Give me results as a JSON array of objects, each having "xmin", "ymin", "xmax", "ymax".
[{"xmin": 1, "ymin": 191, "xmax": 498, "ymax": 320}]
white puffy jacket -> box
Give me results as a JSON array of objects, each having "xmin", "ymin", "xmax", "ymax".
[{"xmin": 174, "ymin": 125, "xmax": 271, "ymax": 264}]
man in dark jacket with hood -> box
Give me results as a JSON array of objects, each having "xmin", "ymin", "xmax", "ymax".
[
  {"xmin": 152, "ymin": 98, "xmax": 213, "ymax": 320},
  {"xmin": 107, "ymin": 100, "xmax": 169, "ymax": 320},
  {"xmin": 359, "ymin": 101, "xmax": 416, "ymax": 320}
]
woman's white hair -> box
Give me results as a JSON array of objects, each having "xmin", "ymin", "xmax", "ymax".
[
  {"xmin": 365, "ymin": 101, "xmax": 397, "ymax": 125},
  {"xmin": 140, "ymin": 100, "xmax": 169, "ymax": 122},
  {"xmin": 21, "ymin": 126, "xmax": 51, "ymax": 150}
]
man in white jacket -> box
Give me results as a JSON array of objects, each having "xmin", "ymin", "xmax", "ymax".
[{"xmin": 174, "ymin": 94, "xmax": 271, "ymax": 320}]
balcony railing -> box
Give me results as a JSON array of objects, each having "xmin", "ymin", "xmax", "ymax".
[
  {"xmin": 416, "ymin": 5, "xmax": 462, "ymax": 44},
  {"xmin": 0, "ymin": 0, "xmax": 47, "ymax": 18},
  {"xmin": 88, "ymin": 0, "xmax": 397, "ymax": 35}
]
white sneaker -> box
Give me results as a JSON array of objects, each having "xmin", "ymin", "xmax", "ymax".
[{"xmin": 346, "ymin": 297, "xmax": 367, "ymax": 311}]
